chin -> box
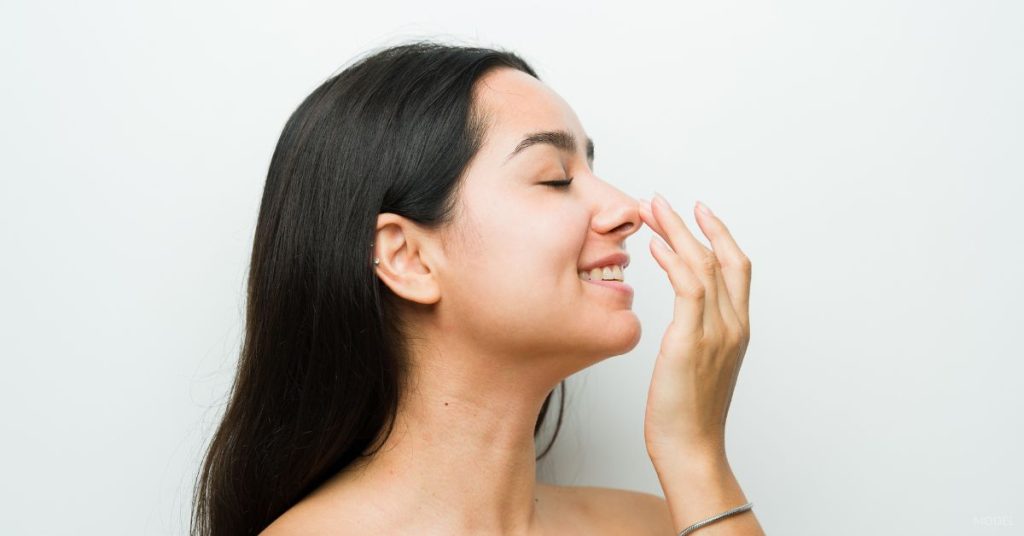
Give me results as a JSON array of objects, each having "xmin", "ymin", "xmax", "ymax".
[
  {"xmin": 595, "ymin": 315, "xmax": 643, "ymax": 357},
  {"xmin": 617, "ymin": 319, "xmax": 643, "ymax": 354}
]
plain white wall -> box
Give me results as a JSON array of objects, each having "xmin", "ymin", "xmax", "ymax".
[{"xmin": 2, "ymin": 1, "xmax": 1021, "ymax": 534}]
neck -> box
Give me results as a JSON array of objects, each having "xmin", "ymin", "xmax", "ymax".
[{"xmin": 318, "ymin": 338, "xmax": 562, "ymax": 534}]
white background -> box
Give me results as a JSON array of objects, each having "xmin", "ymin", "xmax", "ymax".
[{"xmin": 2, "ymin": 1, "xmax": 1021, "ymax": 534}]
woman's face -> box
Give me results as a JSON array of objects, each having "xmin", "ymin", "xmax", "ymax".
[{"xmin": 434, "ymin": 67, "xmax": 643, "ymax": 370}]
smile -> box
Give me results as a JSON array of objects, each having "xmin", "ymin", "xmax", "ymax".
[{"xmin": 578, "ymin": 264, "xmax": 625, "ymax": 282}]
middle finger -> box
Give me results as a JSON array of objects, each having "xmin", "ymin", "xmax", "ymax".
[{"xmin": 641, "ymin": 194, "xmax": 725, "ymax": 327}]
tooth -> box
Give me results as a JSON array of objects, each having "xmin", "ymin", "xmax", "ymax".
[
  {"xmin": 578, "ymin": 270, "xmax": 590, "ymax": 280},
  {"xmin": 602, "ymin": 266, "xmax": 614, "ymax": 280},
  {"xmin": 612, "ymin": 265, "xmax": 623, "ymax": 281},
  {"xmin": 590, "ymin": 268, "xmax": 602, "ymax": 281}
]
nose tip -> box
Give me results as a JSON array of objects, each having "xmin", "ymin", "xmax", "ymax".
[
  {"xmin": 590, "ymin": 180, "xmax": 643, "ymax": 240},
  {"xmin": 621, "ymin": 201, "xmax": 642, "ymax": 237}
]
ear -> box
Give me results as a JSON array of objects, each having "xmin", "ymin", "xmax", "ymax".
[{"xmin": 372, "ymin": 213, "xmax": 442, "ymax": 305}]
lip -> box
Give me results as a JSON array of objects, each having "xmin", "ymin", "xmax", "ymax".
[
  {"xmin": 579, "ymin": 251, "xmax": 630, "ymax": 273},
  {"xmin": 582, "ymin": 278, "xmax": 634, "ymax": 297}
]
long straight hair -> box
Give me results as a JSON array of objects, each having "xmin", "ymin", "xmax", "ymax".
[{"xmin": 190, "ymin": 41, "xmax": 567, "ymax": 536}]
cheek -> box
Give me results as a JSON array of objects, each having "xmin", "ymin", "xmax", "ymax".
[
  {"xmin": 442, "ymin": 201, "xmax": 610, "ymax": 345},
  {"xmin": 443, "ymin": 259, "xmax": 641, "ymax": 359},
  {"xmin": 472, "ymin": 212, "xmax": 585, "ymax": 306},
  {"xmin": 441, "ymin": 254, "xmax": 573, "ymax": 347}
]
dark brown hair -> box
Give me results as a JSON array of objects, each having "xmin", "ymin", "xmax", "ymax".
[{"xmin": 190, "ymin": 40, "xmax": 566, "ymax": 536}]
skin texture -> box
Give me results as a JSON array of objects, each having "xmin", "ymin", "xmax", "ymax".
[
  {"xmin": 638, "ymin": 194, "xmax": 764, "ymax": 534},
  {"xmin": 265, "ymin": 67, "xmax": 651, "ymax": 535},
  {"xmin": 264, "ymin": 66, "xmax": 764, "ymax": 535}
]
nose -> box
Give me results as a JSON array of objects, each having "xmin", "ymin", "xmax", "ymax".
[{"xmin": 590, "ymin": 179, "xmax": 642, "ymax": 244}]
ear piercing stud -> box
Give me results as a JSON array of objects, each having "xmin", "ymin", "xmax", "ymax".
[{"xmin": 371, "ymin": 241, "xmax": 380, "ymax": 265}]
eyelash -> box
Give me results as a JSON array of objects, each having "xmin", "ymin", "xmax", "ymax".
[{"xmin": 542, "ymin": 177, "xmax": 574, "ymax": 189}]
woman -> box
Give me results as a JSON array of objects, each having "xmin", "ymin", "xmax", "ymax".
[{"xmin": 191, "ymin": 40, "xmax": 763, "ymax": 535}]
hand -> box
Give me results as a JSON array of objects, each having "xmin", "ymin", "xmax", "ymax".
[{"xmin": 638, "ymin": 194, "xmax": 752, "ymax": 462}]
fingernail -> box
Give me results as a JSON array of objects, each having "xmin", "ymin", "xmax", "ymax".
[
  {"xmin": 696, "ymin": 200, "xmax": 713, "ymax": 216},
  {"xmin": 654, "ymin": 192, "xmax": 669, "ymax": 207}
]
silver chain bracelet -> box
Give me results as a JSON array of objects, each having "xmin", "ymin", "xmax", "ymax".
[{"xmin": 678, "ymin": 502, "xmax": 753, "ymax": 536}]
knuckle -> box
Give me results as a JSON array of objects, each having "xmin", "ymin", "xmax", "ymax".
[
  {"xmin": 738, "ymin": 255, "xmax": 752, "ymax": 274},
  {"xmin": 699, "ymin": 251, "xmax": 720, "ymax": 276}
]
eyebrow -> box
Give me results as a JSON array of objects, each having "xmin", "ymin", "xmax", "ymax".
[{"xmin": 502, "ymin": 129, "xmax": 595, "ymax": 166}]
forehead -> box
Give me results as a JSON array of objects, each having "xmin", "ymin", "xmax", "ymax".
[{"xmin": 472, "ymin": 68, "xmax": 588, "ymax": 161}]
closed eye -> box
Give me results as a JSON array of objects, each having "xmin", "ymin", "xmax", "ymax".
[{"xmin": 541, "ymin": 177, "xmax": 574, "ymax": 189}]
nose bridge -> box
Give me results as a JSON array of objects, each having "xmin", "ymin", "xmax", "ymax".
[{"xmin": 589, "ymin": 175, "xmax": 641, "ymax": 241}]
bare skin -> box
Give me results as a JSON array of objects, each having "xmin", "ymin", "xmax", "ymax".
[
  {"xmin": 266, "ymin": 480, "xmax": 672, "ymax": 535},
  {"xmin": 263, "ymin": 65, "xmax": 763, "ymax": 535}
]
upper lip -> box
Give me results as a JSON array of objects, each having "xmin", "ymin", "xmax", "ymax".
[{"xmin": 579, "ymin": 252, "xmax": 630, "ymax": 272}]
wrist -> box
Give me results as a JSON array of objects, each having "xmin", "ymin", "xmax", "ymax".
[
  {"xmin": 645, "ymin": 435, "xmax": 727, "ymax": 468},
  {"xmin": 649, "ymin": 447, "xmax": 733, "ymax": 484},
  {"xmin": 648, "ymin": 453, "xmax": 750, "ymax": 535}
]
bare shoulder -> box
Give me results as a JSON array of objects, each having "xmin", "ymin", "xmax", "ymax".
[
  {"xmin": 541, "ymin": 483, "xmax": 675, "ymax": 535},
  {"xmin": 259, "ymin": 491, "xmax": 379, "ymax": 535},
  {"xmin": 261, "ymin": 482, "xmax": 673, "ymax": 535},
  {"xmin": 259, "ymin": 501, "xmax": 347, "ymax": 536}
]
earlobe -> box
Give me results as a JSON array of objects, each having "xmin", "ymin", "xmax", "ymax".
[{"xmin": 373, "ymin": 214, "xmax": 442, "ymax": 305}]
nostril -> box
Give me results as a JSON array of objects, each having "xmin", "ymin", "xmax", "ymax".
[{"xmin": 611, "ymin": 222, "xmax": 634, "ymax": 234}]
